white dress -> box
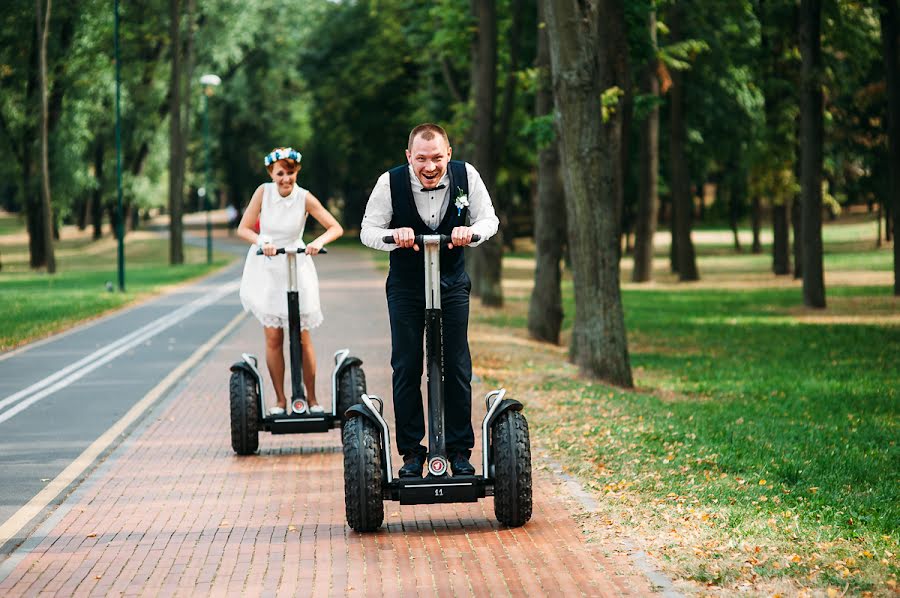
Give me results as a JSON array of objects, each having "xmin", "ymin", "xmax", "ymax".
[{"xmin": 239, "ymin": 183, "xmax": 323, "ymax": 330}]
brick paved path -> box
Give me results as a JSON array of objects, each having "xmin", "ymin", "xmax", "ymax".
[{"xmin": 0, "ymin": 248, "xmax": 665, "ymax": 597}]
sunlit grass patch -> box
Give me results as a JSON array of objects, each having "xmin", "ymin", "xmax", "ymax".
[
  {"xmin": 0, "ymin": 236, "xmax": 233, "ymax": 350},
  {"xmin": 470, "ymin": 246, "xmax": 898, "ymax": 594}
]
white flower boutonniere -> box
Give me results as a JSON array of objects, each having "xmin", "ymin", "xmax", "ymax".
[{"xmin": 454, "ymin": 187, "xmax": 469, "ymax": 216}]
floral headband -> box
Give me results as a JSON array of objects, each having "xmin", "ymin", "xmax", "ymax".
[{"xmin": 264, "ymin": 147, "xmax": 302, "ymax": 167}]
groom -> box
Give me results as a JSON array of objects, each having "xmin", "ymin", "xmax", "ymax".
[{"xmin": 359, "ymin": 123, "xmax": 499, "ymax": 478}]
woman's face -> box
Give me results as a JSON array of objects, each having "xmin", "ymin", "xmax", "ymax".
[{"xmin": 269, "ymin": 160, "xmax": 299, "ymax": 196}]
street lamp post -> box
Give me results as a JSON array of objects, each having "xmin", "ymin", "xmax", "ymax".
[
  {"xmin": 114, "ymin": 0, "xmax": 125, "ymax": 291},
  {"xmin": 200, "ymin": 74, "xmax": 221, "ymax": 265}
]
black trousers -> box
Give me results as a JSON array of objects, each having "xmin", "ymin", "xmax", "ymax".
[{"xmin": 386, "ymin": 272, "xmax": 474, "ymax": 458}]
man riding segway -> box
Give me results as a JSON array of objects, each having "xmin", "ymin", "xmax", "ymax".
[{"xmin": 345, "ymin": 123, "xmax": 532, "ymax": 531}]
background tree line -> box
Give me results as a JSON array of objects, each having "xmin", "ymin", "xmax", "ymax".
[{"xmin": 1, "ymin": 0, "xmax": 897, "ymax": 387}]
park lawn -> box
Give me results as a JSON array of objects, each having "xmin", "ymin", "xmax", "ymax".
[
  {"xmin": 0, "ymin": 235, "xmax": 233, "ymax": 351},
  {"xmin": 469, "ymin": 243, "xmax": 898, "ymax": 595},
  {"xmin": 0, "ymin": 212, "xmax": 25, "ymax": 236}
]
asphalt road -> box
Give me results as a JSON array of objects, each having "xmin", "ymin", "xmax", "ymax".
[{"xmin": 0, "ymin": 237, "xmax": 250, "ymax": 551}]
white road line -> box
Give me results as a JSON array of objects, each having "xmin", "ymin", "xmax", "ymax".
[
  {"xmin": 0, "ymin": 310, "xmax": 246, "ymax": 551},
  {"xmin": 0, "ymin": 280, "xmax": 240, "ymax": 423}
]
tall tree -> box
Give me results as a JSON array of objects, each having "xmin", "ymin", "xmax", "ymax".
[
  {"xmin": 632, "ymin": 6, "xmax": 660, "ymax": 283},
  {"xmin": 754, "ymin": 0, "xmax": 799, "ymax": 276},
  {"xmin": 667, "ymin": 3, "xmax": 699, "ymax": 281},
  {"xmin": 470, "ymin": 0, "xmax": 502, "ymax": 306},
  {"xmin": 527, "ymin": 0, "xmax": 565, "ymax": 343},
  {"xmin": 36, "ymin": 0, "xmax": 56, "ymax": 273},
  {"xmin": 542, "ymin": 0, "xmax": 633, "ymax": 386},
  {"xmin": 881, "ymin": 0, "xmax": 900, "ymax": 295},
  {"xmin": 168, "ymin": 0, "xmax": 184, "ymax": 265},
  {"xmin": 799, "ymin": 0, "xmax": 826, "ymax": 307}
]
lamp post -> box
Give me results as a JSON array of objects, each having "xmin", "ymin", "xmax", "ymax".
[
  {"xmin": 114, "ymin": 0, "xmax": 125, "ymax": 291},
  {"xmin": 199, "ymin": 73, "xmax": 221, "ymax": 265}
]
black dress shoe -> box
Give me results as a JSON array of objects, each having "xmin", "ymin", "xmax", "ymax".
[
  {"xmin": 399, "ymin": 454, "xmax": 425, "ymax": 478},
  {"xmin": 450, "ymin": 453, "xmax": 475, "ymax": 476}
]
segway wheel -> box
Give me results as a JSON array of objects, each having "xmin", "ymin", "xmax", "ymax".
[
  {"xmin": 229, "ymin": 370, "xmax": 260, "ymax": 455},
  {"xmin": 342, "ymin": 416, "xmax": 384, "ymax": 531},
  {"xmin": 492, "ymin": 409, "xmax": 533, "ymax": 527},
  {"xmin": 337, "ymin": 364, "xmax": 367, "ymax": 422}
]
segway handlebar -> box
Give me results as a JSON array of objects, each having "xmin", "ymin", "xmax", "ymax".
[
  {"xmin": 256, "ymin": 246, "xmax": 328, "ymax": 255},
  {"xmin": 381, "ymin": 234, "xmax": 481, "ymax": 246}
]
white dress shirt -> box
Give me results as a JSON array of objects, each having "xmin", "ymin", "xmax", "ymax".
[{"xmin": 360, "ymin": 163, "xmax": 499, "ymax": 251}]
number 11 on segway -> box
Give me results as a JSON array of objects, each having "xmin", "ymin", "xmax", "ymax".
[{"xmin": 342, "ymin": 234, "xmax": 532, "ymax": 531}]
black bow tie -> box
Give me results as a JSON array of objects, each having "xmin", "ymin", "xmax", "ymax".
[{"xmin": 420, "ymin": 183, "xmax": 446, "ymax": 192}]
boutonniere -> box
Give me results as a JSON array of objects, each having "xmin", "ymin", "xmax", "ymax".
[{"xmin": 454, "ymin": 187, "xmax": 469, "ymax": 216}]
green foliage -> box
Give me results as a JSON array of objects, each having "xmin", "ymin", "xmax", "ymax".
[{"xmin": 600, "ymin": 86, "xmax": 625, "ymax": 123}]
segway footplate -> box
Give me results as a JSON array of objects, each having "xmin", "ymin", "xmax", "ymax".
[{"xmin": 392, "ymin": 476, "xmax": 489, "ymax": 505}]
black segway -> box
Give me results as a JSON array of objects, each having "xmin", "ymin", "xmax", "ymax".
[
  {"xmin": 342, "ymin": 234, "xmax": 532, "ymax": 531},
  {"xmin": 229, "ymin": 245, "xmax": 367, "ymax": 455}
]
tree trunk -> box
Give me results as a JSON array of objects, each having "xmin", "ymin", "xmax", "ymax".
[
  {"xmin": 799, "ymin": 0, "xmax": 825, "ymax": 307},
  {"xmin": 36, "ymin": 0, "xmax": 55, "ymax": 273},
  {"xmin": 469, "ymin": 0, "xmax": 501, "ymax": 306},
  {"xmin": 887, "ymin": 200, "xmax": 894, "ymax": 242},
  {"xmin": 772, "ymin": 202, "xmax": 790, "ymax": 274},
  {"xmin": 182, "ymin": 0, "xmax": 196, "ymax": 146},
  {"xmin": 527, "ymin": 0, "xmax": 565, "ymax": 344},
  {"xmin": 668, "ymin": 5, "xmax": 699, "ymax": 281},
  {"xmin": 881, "ymin": 0, "xmax": 900, "ymax": 295},
  {"xmin": 92, "ymin": 139, "xmax": 104, "ymax": 240},
  {"xmin": 168, "ymin": 0, "xmax": 185, "ymax": 265},
  {"xmin": 632, "ymin": 8, "xmax": 660, "ymax": 283},
  {"xmin": 751, "ymin": 195, "xmax": 762, "ymax": 253},
  {"xmin": 543, "ymin": 0, "xmax": 633, "ymax": 387},
  {"xmin": 792, "ymin": 194, "xmax": 802, "ymax": 279},
  {"xmin": 729, "ymin": 180, "xmax": 743, "ymax": 252}
]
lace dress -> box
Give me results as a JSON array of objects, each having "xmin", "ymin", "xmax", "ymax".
[{"xmin": 239, "ymin": 183, "xmax": 323, "ymax": 330}]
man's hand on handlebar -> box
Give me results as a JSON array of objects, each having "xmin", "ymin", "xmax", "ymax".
[
  {"xmin": 382, "ymin": 231, "xmax": 481, "ymax": 248},
  {"xmin": 393, "ymin": 227, "xmax": 419, "ymax": 251},
  {"xmin": 449, "ymin": 226, "xmax": 474, "ymax": 249}
]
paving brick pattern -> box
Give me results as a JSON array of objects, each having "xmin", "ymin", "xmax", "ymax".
[{"xmin": 0, "ymin": 249, "xmax": 660, "ymax": 597}]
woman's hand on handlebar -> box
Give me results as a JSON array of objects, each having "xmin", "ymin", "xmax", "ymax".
[
  {"xmin": 261, "ymin": 241, "xmax": 277, "ymax": 256},
  {"xmin": 305, "ymin": 240, "xmax": 324, "ymax": 255}
]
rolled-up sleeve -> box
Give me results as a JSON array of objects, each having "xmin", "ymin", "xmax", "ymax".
[
  {"xmin": 359, "ymin": 172, "xmax": 396, "ymax": 251},
  {"xmin": 464, "ymin": 163, "xmax": 499, "ymax": 247}
]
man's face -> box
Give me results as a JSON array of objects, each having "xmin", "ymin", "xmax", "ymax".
[
  {"xmin": 406, "ymin": 134, "xmax": 452, "ymax": 190},
  {"xmin": 268, "ymin": 160, "xmax": 299, "ymax": 196}
]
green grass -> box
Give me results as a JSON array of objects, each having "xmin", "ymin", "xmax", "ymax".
[
  {"xmin": 0, "ymin": 213, "xmax": 26, "ymax": 236},
  {"xmin": 471, "ymin": 226, "xmax": 898, "ymax": 593},
  {"xmin": 479, "ymin": 283, "xmax": 898, "ymax": 592},
  {"xmin": 0, "ymin": 237, "xmax": 233, "ymax": 350},
  {"xmin": 622, "ymin": 285, "xmax": 898, "ymax": 527}
]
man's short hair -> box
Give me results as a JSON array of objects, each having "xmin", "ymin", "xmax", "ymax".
[{"xmin": 407, "ymin": 123, "xmax": 450, "ymax": 151}]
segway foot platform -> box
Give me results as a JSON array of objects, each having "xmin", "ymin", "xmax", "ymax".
[
  {"xmin": 263, "ymin": 414, "xmax": 331, "ymax": 434},
  {"xmin": 390, "ymin": 475, "xmax": 490, "ymax": 505}
]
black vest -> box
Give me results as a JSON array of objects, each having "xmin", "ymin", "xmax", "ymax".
[{"xmin": 388, "ymin": 160, "xmax": 469, "ymax": 285}]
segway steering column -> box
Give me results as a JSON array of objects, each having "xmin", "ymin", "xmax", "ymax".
[
  {"xmin": 382, "ymin": 233, "xmax": 479, "ymax": 477},
  {"xmin": 256, "ymin": 246, "xmax": 327, "ymax": 414}
]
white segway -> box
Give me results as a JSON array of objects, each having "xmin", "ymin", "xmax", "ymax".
[{"xmin": 229, "ymin": 245, "xmax": 367, "ymax": 455}]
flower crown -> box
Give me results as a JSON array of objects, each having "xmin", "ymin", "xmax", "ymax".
[{"xmin": 264, "ymin": 147, "xmax": 302, "ymax": 167}]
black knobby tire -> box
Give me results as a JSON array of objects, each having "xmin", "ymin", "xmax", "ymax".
[
  {"xmin": 342, "ymin": 416, "xmax": 384, "ymax": 532},
  {"xmin": 337, "ymin": 364, "xmax": 367, "ymax": 422},
  {"xmin": 229, "ymin": 370, "xmax": 260, "ymax": 455},
  {"xmin": 492, "ymin": 409, "xmax": 533, "ymax": 527}
]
